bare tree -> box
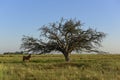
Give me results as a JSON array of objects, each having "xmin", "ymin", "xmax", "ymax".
[{"xmin": 21, "ymin": 18, "xmax": 106, "ymax": 62}]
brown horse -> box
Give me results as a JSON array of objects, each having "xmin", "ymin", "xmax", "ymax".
[{"xmin": 23, "ymin": 54, "xmax": 31, "ymax": 61}]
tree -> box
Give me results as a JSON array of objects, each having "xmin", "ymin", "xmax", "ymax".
[{"xmin": 21, "ymin": 18, "xmax": 106, "ymax": 62}]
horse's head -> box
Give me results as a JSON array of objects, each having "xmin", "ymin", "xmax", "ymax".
[{"xmin": 29, "ymin": 54, "xmax": 31, "ymax": 57}]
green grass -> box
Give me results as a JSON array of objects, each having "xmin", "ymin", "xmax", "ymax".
[{"xmin": 0, "ymin": 54, "xmax": 120, "ymax": 80}]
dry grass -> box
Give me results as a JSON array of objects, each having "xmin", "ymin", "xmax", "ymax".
[{"xmin": 0, "ymin": 54, "xmax": 120, "ymax": 80}]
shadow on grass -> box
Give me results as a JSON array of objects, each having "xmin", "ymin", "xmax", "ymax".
[
  {"xmin": 31, "ymin": 59, "xmax": 65, "ymax": 63},
  {"xmin": 0, "ymin": 61, "xmax": 23, "ymax": 63},
  {"xmin": 53, "ymin": 62, "xmax": 90, "ymax": 68}
]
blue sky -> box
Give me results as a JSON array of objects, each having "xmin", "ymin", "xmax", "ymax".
[{"xmin": 0, "ymin": 0, "xmax": 120, "ymax": 53}]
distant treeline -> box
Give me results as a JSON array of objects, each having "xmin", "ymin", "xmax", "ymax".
[{"xmin": 3, "ymin": 51, "xmax": 24, "ymax": 55}]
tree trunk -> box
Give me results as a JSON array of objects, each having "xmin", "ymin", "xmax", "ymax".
[{"xmin": 63, "ymin": 53, "xmax": 70, "ymax": 62}]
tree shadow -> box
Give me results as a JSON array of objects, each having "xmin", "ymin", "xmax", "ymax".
[
  {"xmin": 0, "ymin": 61, "xmax": 23, "ymax": 63},
  {"xmin": 53, "ymin": 62, "xmax": 91, "ymax": 69}
]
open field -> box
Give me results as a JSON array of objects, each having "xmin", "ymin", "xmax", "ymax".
[{"xmin": 0, "ymin": 54, "xmax": 120, "ymax": 80}]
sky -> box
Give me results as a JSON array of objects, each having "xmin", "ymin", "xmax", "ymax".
[{"xmin": 0, "ymin": 0, "xmax": 120, "ymax": 54}]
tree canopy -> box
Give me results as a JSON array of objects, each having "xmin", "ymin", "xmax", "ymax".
[{"xmin": 21, "ymin": 18, "xmax": 106, "ymax": 61}]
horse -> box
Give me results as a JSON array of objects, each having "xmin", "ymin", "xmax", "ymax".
[{"xmin": 23, "ymin": 54, "xmax": 31, "ymax": 61}]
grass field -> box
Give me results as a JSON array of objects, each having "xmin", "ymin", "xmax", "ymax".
[{"xmin": 0, "ymin": 54, "xmax": 120, "ymax": 80}]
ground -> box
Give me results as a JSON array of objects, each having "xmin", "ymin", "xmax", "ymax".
[{"xmin": 0, "ymin": 54, "xmax": 120, "ymax": 80}]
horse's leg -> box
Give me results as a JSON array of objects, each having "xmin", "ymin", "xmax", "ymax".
[{"xmin": 23, "ymin": 57, "xmax": 24, "ymax": 61}]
